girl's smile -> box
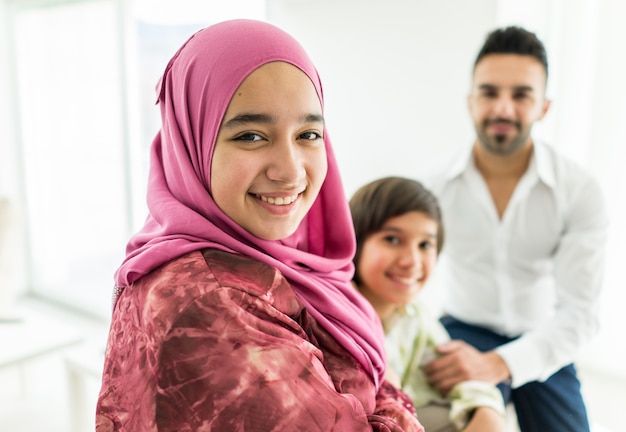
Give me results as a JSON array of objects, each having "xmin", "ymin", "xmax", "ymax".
[{"xmin": 212, "ymin": 61, "xmax": 327, "ymax": 240}]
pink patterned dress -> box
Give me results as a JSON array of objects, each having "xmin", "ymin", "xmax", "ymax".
[{"xmin": 96, "ymin": 249, "xmax": 423, "ymax": 431}]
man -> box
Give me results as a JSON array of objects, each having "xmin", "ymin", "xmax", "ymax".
[{"xmin": 424, "ymin": 26, "xmax": 608, "ymax": 432}]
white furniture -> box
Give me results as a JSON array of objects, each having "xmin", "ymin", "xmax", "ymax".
[
  {"xmin": 0, "ymin": 197, "xmax": 19, "ymax": 321},
  {"xmin": 64, "ymin": 344, "xmax": 105, "ymax": 432},
  {"xmin": 0, "ymin": 314, "xmax": 83, "ymax": 371},
  {"xmin": 0, "ymin": 309, "xmax": 85, "ymax": 430}
]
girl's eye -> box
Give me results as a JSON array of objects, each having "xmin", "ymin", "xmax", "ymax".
[
  {"xmin": 234, "ymin": 132, "xmax": 264, "ymax": 142},
  {"xmin": 299, "ymin": 131, "xmax": 322, "ymax": 141}
]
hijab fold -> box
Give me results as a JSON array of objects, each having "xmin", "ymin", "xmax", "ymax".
[{"xmin": 114, "ymin": 19, "xmax": 385, "ymax": 388}]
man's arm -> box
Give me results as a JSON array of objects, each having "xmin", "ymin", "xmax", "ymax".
[{"xmin": 422, "ymin": 340, "xmax": 510, "ymax": 395}]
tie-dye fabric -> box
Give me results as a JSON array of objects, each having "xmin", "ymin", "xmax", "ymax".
[{"xmin": 97, "ymin": 249, "xmax": 423, "ymax": 431}]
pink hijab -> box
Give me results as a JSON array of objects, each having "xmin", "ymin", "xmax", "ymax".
[{"xmin": 114, "ymin": 19, "xmax": 385, "ymax": 387}]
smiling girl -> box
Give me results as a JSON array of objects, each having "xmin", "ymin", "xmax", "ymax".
[{"xmin": 96, "ymin": 21, "xmax": 422, "ymax": 432}]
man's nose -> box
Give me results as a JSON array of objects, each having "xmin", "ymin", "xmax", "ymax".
[{"xmin": 492, "ymin": 95, "xmax": 515, "ymax": 118}]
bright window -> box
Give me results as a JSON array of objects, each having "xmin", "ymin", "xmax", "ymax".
[
  {"xmin": 14, "ymin": 1, "xmax": 127, "ymax": 317},
  {"xmin": 7, "ymin": 0, "xmax": 265, "ymax": 318}
]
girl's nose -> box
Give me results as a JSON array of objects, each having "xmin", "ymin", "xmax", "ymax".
[{"xmin": 266, "ymin": 139, "xmax": 304, "ymax": 183}]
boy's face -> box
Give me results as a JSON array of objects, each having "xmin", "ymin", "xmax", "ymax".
[
  {"xmin": 356, "ymin": 211, "xmax": 438, "ymax": 320},
  {"xmin": 468, "ymin": 54, "xmax": 551, "ymax": 156}
]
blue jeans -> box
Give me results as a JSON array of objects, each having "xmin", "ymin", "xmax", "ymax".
[{"xmin": 441, "ymin": 315, "xmax": 590, "ymax": 432}]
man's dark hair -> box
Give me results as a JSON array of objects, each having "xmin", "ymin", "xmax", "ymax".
[{"xmin": 474, "ymin": 26, "xmax": 548, "ymax": 78}]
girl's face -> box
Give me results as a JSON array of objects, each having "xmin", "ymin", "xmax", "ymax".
[
  {"xmin": 212, "ymin": 62, "xmax": 327, "ymax": 240},
  {"xmin": 356, "ymin": 211, "xmax": 439, "ymax": 320}
]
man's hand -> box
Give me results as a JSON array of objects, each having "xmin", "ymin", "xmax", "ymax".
[{"xmin": 422, "ymin": 340, "xmax": 510, "ymax": 395}]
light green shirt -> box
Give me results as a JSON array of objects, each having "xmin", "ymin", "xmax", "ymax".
[{"xmin": 384, "ymin": 299, "xmax": 506, "ymax": 430}]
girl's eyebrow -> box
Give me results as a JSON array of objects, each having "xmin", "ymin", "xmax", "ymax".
[
  {"xmin": 222, "ymin": 113, "xmax": 273, "ymax": 129},
  {"xmin": 304, "ymin": 113, "xmax": 325, "ymax": 125},
  {"xmin": 222, "ymin": 112, "xmax": 325, "ymax": 129}
]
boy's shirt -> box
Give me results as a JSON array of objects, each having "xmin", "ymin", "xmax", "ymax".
[{"xmin": 384, "ymin": 298, "xmax": 506, "ymax": 430}]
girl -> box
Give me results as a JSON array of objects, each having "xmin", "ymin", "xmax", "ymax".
[
  {"xmin": 350, "ymin": 176, "xmax": 505, "ymax": 432},
  {"xmin": 96, "ymin": 20, "xmax": 422, "ymax": 432}
]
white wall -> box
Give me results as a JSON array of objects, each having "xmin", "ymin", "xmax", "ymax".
[
  {"xmin": 0, "ymin": 1, "xmax": 27, "ymax": 306},
  {"xmin": 0, "ymin": 1, "xmax": 18, "ymax": 197},
  {"xmin": 267, "ymin": 0, "xmax": 499, "ymax": 196}
]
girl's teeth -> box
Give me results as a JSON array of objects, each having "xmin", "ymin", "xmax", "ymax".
[{"xmin": 259, "ymin": 194, "xmax": 297, "ymax": 205}]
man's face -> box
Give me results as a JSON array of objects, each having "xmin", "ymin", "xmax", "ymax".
[{"xmin": 468, "ymin": 54, "xmax": 550, "ymax": 156}]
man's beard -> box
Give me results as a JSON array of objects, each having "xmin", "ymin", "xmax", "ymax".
[{"xmin": 476, "ymin": 119, "xmax": 530, "ymax": 156}]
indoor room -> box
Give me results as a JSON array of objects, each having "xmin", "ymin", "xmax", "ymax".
[{"xmin": 1, "ymin": 0, "xmax": 624, "ymax": 431}]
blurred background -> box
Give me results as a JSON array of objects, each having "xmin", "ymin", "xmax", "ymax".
[{"xmin": 0, "ymin": 0, "xmax": 624, "ymax": 431}]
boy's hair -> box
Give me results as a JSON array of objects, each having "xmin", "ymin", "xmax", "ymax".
[
  {"xmin": 349, "ymin": 176, "xmax": 443, "ymax": 285},
  {"xmin": 474, "ymin": 26, "xmax": 548, "ymax": 78}
]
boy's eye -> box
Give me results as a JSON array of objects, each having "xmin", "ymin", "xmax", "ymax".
[
  {"xmin": 383, "ymin": 235, "xmax": 400, "ymax": 245},
  {"xmin": 419, "ymin": 241, "xmax": 435, "ymax": 250}
]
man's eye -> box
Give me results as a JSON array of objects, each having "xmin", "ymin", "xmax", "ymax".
[
  {"xmin": 513, "ymin": 93, "xmax": 529, "ymax": 100},
  {"xmin": 234, "ymin": 133, "xmax": 263, "ymax": 141},
  {"xmin": 299, "ymin": 131, "xmax": 322, "ymax": 140}
]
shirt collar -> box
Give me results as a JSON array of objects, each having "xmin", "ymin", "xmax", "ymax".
[
  {"xmin": 443, "ymin": 143, "xmax": 475, "ymax": 181},
  {"xmin": 445, "ymin": 139, "xmax": 557, "ymax": 189},
  {"xmin": 532, "ymin": 139, "xmax": 557, "ymax": 189}
]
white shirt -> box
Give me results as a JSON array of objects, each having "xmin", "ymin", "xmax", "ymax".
[{"xmin": 430, "ymin": 140, "xmax": 609, "ymax": 388}]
